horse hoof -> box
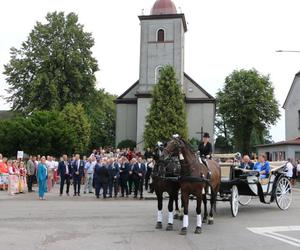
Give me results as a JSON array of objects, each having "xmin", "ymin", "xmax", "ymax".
[
  {"xmin": 155, "ymin": 222, "xmax": 162, "ymax": 229},
  {"xmin": 180, "ymin": 227, "xmax": 187, "ymax": 235},
  {"xmin": 208, "ymin": 219, "xmax": 214, "ymax": 225},
  {"xmin": 166, "ymin": 223, "xmax": 173, "ymax": 231},
  {"xmin": 194, "ymin": 227, "xmax": 202, "ymax": 234},
  {"xmin": 173, "ymin": 214, "xmax": 179, "ymax": 220},
  {"xmin": 179, "ymin": 215, "xmax": 183, "ymax": 221},
  {"xmin": 203, "ymin": 218, "xmax": 207, "ymax": 224}
]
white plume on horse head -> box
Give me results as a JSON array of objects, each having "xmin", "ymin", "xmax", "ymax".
[
  {"xmin": 157, "ymin": 141, "xmax": 163, "ymax": 147},
  {"xmin": 173, "ymin": 134, "xmax": 180, "ymax": 139}
]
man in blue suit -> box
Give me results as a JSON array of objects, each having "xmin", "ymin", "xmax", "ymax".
[
  {"xmin": 58, "ymin": 154, "xmax": 71, "ymax": 196},
  {"xmin": 132, "ymin": 157, "xmax": 147, "ymax": 199},
  {"xmin": 71, "ymin": 154, "xmax": 85, "ymax": 196},
  {"xmin": 119, "ymin": 157, "xmax": 130, "ymax": 197},
  {"xmin": 107, "ymin": 158, "xmax": 120, "ymax": 198}
]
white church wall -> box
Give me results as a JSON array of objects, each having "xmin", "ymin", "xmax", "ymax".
[
  {"xmin": 186, "ymin": 103, "xmax": 215, "ymax": 142},
  {"xmin": 285, "ymin": 76, "xmax": 300, "ymax": 140},
  {"xmin": 184, "ymin": 75, "xmax": 210, "ymax": 99},
  {"xmin": 116, "ymin": 104, "xmax": 137, "ymax": 146}
]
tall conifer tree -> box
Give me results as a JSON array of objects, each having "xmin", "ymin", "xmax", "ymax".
[{"xmin": 144, "ymin": 65, "xmax": 188, "ymax": 148}]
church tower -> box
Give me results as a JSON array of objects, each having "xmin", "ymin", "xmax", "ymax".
[
  {"xmin": 115, "ymin": 0, "xmax": 215, "ymax": 152},
  {"xmin": 136, "ymin": 0, "xmax": 187, "ymax": 150}
]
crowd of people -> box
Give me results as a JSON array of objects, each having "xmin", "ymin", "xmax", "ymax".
[
  {"xmin": 0, "ymin": 148, "xmax": 156, "ymax": 200},
  {"xmin": 1, "ymin": 141, "xmax": 300, "ymax": 200}
]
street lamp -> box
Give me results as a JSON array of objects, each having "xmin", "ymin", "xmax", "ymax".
[{"xmin": 276, "ymin": 50, "xmax": 300, "ymax": 53}]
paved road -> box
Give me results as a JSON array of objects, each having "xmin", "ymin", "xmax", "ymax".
[{"xmin": 0, "ymin": 186, "xmax": 299, "ymax": 250}]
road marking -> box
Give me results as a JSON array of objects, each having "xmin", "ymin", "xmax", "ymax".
[{"xmin": 247, "ymin": 226, "xmax": 300, "ymax": 248}]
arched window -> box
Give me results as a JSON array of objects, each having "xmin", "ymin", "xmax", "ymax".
[
  {"xmin": 155, "ymin": 66, "xmax": 163, "ymax": 83},
  {"xmin": 157, "ymin": 29, "xmax": 165, "ymax": 42}
]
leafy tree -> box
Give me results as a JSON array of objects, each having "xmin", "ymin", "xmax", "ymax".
[
  {"xmin": 216, "ymin": 69, "xmax": 280, "ymax": 154},
  {"xmin": 62, "ymin": 103, "xmax": 91, "ymax": 154},
  {"xmin": 117, "ymin": 140, "xmax": 136, "ymax": 150},
  {"xmin": 144, "ymin": 65, "xmax": 188, "ymax": 148},
  {"xmin": 0, "ymin": 111, "xmax": 75, "ymax": 157},
  {"xmin": 85, "ymin": 89, "xmax": 116, "ymax": 149},
  {"xmin": 3, "ymin": 11, "xmax": 98, "ymax": 114}
]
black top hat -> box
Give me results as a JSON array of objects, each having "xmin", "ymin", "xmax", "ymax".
[{"xmin": 203, "ymin": 132, "xmax": 210, "ymax": 138}]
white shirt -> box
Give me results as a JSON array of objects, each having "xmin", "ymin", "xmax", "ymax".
[
  {"xmin": 286, "ymin": 162, "xmax": 293, "ymax": 178},
  {"xmin": 297, "ymin": 164, "xmax": 300, "ymax": 172},
  {"xmin": 46, "ymin": 160, "xmax": 55, "ymax": 170}
]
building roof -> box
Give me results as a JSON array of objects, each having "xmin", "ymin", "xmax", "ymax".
[
  {"xmin": 115, "ymin": 73, "xmax": 215, "ymax": 104},
  {"xmin": 151, "ymin": 0, "xmax": 177, "ymax": 15},
  {"xmin": 257, "ymin": 137, "xmax": 300, "ymax": 148},
  {"xmin": 283, "ymin": 71, "xmax": 300, "ymax": 109}
]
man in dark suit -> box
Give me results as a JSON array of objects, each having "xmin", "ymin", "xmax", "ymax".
[
  {"xmin": 119, "ymin": 157, "xmax": 130, "ymax": 197},
  {"xmin": 58, "ymin": 154, "xmax": 71, "ymax": 196},
  {"xmin": 107, "ymin": 158, "xmax": 120, "ymax": 198},
  {"xmin": 71, "ymin": 154, "xmax": 84, "ymax": 196},
  {"xmin": 240, "ymin": 155, "xmax": 254, "ymax": 170},
  {"xmin": 94, "ymin": 158, "xmax": 109, "ymax": 199},
  {"xmin": 132, "ymin": 157, "xmax": 147, "ymax": 199}
]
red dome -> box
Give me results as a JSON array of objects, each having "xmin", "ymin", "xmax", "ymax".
[{"xmin": 150, "ymin": 0, "xmax": 177, "ymax": 15}]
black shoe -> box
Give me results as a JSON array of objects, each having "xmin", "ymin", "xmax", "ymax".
[
  {"xmin": 96, "ymin": 196, "xmax": 99, "ymax": 199},
  {"xmin": 73, "ymin": 194, "xmax": 77, "ymax": 196},
  {"xmin": 134, "ymin": 195, "xmax": 137, "ymax": 199},
  {"xmin": 89, "ymin": 192, "xmax": 93, "ymax": 194},
  {"xmin": 140, "ymin": 196, "xmax": 143, "ymax": 200},
  {"xmin": 109, "ymin": 195, "xmax": 112, "ymax": 198},
  {"xmin": 78, "ymin": 193, "xmax": 80, "ymax": 196},
  {"xmin": 121, "ymin": 194, "xmax": 124, "ymax": 197}
]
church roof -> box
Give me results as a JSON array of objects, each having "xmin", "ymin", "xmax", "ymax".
[
  {"xmin": 151, "ymin": 0, "xmax": 177, "ymax": 15},
  {"xmin": 115, "ymin": 73, "xmax": 215, "ymax": 104},
  {"xmin": 283, "ymin": 71, "xmax": 300, "ymax": 109}
]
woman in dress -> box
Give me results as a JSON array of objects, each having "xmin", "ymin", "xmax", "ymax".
[
  {"xmin": 19, "ymin": 161, "xmax": 27, "ymax": 193},
  {"xmin": 37, "ymin": 156, "xmax": 48, "ymax": 200},
  {"xmin": 0, "ymin": 157, "xmax": 8, "ymax": 191},
  {"xmin": 8, "ymin": 160, "xmax": 19, "ymax": 195}
]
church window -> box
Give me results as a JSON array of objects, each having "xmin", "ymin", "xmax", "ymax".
[
  {"xmin": 157, "ymin": 29, "xmax": 165, "ymax": 42},
  {"xmin": 155, "ymin": 66, "xmax": 163, "ymax": 83}
]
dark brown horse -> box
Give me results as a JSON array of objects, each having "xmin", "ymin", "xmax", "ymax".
[
  {"xmin": 162, "ymin": 136, "xmax": 221, "ymax": 235},
  {"xmin": 152, "ymin": 145, "xmax": 181, "ymax": 231}
]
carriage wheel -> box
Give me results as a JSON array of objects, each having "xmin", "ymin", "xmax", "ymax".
[
  {"xmin": 230, "ymin": 185, "xmax": 239, "ymax": 217},
  {"xmin": 275, "ymin": 176, "xmax": 292, "ymax": 210},
  {"xmin": 239, "ymin": 196, "xmax": 252, "ymax": 206}
]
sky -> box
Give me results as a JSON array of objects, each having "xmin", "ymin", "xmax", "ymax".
[{"xmin": 1, "ymin": 0, "xmax": 300, "ymax": 142}]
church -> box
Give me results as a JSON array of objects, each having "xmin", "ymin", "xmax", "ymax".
[{"xmin": 115, "ymin": 0, "xmax": 215, "ymax": 151}]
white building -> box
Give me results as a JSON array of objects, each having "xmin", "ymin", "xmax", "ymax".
[
  {"xmin": 257, "ymin": 72, "xmax": 300, "ymax": 161},
  {"xmin": 115, "ymin": 0, "xmax": 215, "ymax": 151}
]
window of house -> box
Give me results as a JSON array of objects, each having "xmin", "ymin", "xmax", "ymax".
[{"xmin": 157, "ymin": 29, "xmax": 165, "ymax": 42}]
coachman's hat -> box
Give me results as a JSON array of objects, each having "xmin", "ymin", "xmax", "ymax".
[{"xmin": 203, "ymin": 132, "xmax": 210, "ymax": 138}]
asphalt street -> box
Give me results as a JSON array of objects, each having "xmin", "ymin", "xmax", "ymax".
[{"xmin": 0, "ymin": 186, "xmax": 299, "ymax": 250}]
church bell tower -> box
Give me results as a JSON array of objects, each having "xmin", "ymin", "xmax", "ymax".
[{"xmin": 136, "ymin": 0, "xmax": 188, "ymax": 150}]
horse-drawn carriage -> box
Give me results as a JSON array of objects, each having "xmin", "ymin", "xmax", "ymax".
[
  {"xmin": 214, "ymin": 155, "xmax": 292, "ymax": 217},
  {"xmin": 152, "ymin": 137, "xmax": 293, "ymax": 235}
]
